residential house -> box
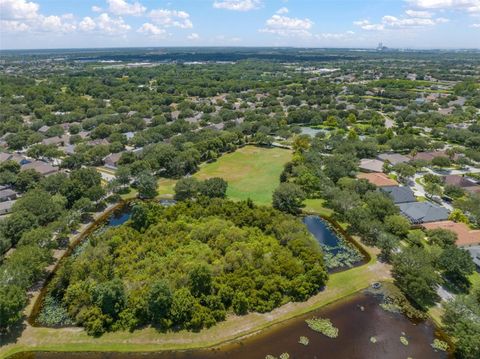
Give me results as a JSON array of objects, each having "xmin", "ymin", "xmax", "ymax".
[
  {"xmin": 380, "ymin": 186, "xmax": 417, "ymax": 204},
  {"xmin": 357, "ymin": 172, "xmax": 398, "ymax": 187},
  {"xmin": 21, "ymin": 161, "xmax": 59, "ymax": 176},
  {"xmin": 41, "ymin": 135, "xmax": 70, "ymax": 147},
  {"xmin": 359, "ymin": 159, "xmax": 384, "ymax": 173},
  {"xmin": 0, "ymin": 200, "xmax": 15, "ymax": 215},
  {"xmin": 443, "ymin": 175, "xmax": 477, "ymax": 188},
  {"xmin": 398, "ymin": 202, "xmax": 449, "ymax": 224},
  {"xmin": 377, "ymin": 153, "xmax": 410, "ymax": 166},
  {"xmin": 0, "ymin": 188, "xmax": 17, "ymax": 202},
  {"xmin": 411, "ymin": 150, "xmax": 459, "ymax": 162},
  {"xmin": 87, "ymin": 139, "xmax": 110, "ymax": 146},
  {"xmin": 5, "ymin": 153, "xmax": 30, "ymax": 165},
  {"xmin": 423, "ymin": 221, "xmax": 480, "ymax": 248},
  {"xmin": 103, "ymin": 152, "xmax": 123, "ymax": 170}
]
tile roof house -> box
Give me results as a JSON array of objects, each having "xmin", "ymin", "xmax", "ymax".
[
  {"xmin": 357, "ymin": 172, "xmax": 398, "ymax": 187},
  {"xmin": 11, "ymin": 154, "xmax": 29, "ymax": 165},
  {"xmin": 0, "ymin": 152, "xmax": 11, "ymax": 163},
  {"xmin": 0, "ymin": 200, "xmax": 15, "ymax": 215},
  {"xmin": 398, "ymin": 202, "xmax": 450, "ymax": 224},
  {"xmin": 103, "ymin": 152, "xmax": 123, "ymax": 169},
  {"xmin": 411, "ymin": 151, "xmax": 459, "ymax": 162},
  {"xmin": 0, "ymin": 188, "xmax": 18, "ymax": 202},
  {"xmin": 21, "ymin": 161, "xmax": 59, "ymax": 176},
  {"xmin": 359, "ymin": 158, "xmax": 384, "ymax": 173},
  {"xmin": 377, "ymin": 153, "xmax": 410, "ymax": 166},
  {"xmin": 443, "ymin": 175, "xmax": 477, "ymax": 188},
  {"xmin": 380, "ymin": 186, "xmax": 417, "ymax": 204},
  {"xmin": 41, "ymin": 135, "xmax": 70, "ymax": 146},
  {"xmin": 423, "ymin": 221, "xmax": 480, "ymax": 247}
]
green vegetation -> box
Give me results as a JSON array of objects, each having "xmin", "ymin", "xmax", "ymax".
[
  {"xmin": 305, "ymin": 317, "xmax": 339, "ymax": 338},
  {"xmin": 431, "ymin": 339, "xmax": 449, "ymax": 352},
  {"xmin": 298, "ymin": 336, "xmax": 310, "ymax": 346},
  {"xmin": 158, "ymin": 146, "xmax": 291, "ymax": 205},
  {"xmin": 42, "ymin": 198, "xmax": 327, "ymax": 336},
  {"xmin": 194, "ymin": 146, "xmax": 292, "ymax": 205}
]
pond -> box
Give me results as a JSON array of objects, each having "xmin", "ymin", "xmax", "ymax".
[
  {"xmin": 16, "ymin": 292, "xmax": 450, "ymax": 359},
  {"xmin": 106, "ymin": 207, "xmax": 132, "ymax": 227},
  {"xmin": 303, "ymin": 215, "xmax": 364, "ymax": 270},
  {"xmin": 300, "ymin": 126, "xmax": 328, "ymax": 138}
]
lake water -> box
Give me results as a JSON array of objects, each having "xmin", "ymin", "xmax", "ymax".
[
  {"xmin": 303, "ymin": 215, "xmax": 342, "ymax": 251},
  {"xmin": 302, "ymin": 216, "xmax": 364, "ymax": 271},
  {"xmin": 16, "ymin": 292, "xmax": 449, "ymax": 359},
  {"xmin": 300, "ymin": 127, "xmax": 327, "ymax": 137}
]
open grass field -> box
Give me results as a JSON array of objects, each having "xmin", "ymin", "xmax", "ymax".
[{"xmin": 157, "ymin": 145, "xmax": 292, "ymax": 205}]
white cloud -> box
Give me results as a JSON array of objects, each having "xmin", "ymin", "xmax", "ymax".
[
  {"xmin": 260, "ymin": 14, "xmax": 313, "ymax": 36},
  {"xmin": 407, "ymin": 0, "xmax": 480, "ymax": 14},
  {"xmin": 405, "ymin": 9, "xmax": 433, "ymax": 17},
  {"xmin": 92, "ymin": 5, "xmax": 102, "ymax": 13},
  {"xmin": 78, "ymin": 13, "xmax": 131, "ymax": 35},
  {"xmin": 0, "ymin": 0, "xmax": 40, "ymax": 20},
  {"xmin": 354, "ymin": 13, "xmax": 449, "ymax": 31},
  {"xmin": 96, "ymin": 13, "xmax": 130, "ymax": 34},
  {"xmin": 276, "ymin": 7, "xmax": 289, "ymax": 14},
  {"xmin": 0, "ymin": 19, "xmax": 29, "ymax": 32},
  {"xmin": 316, "ymin": 31, "xmax": 355, "ymax": 40},
  {"xmin": 79, "ymin": 16, "xmax": 96, "ymax": 31},
  {"xmin": 137, "ymin": 22, "xmax": 167, "ymax": 37},
  {"xmin": 106, "ymin": 0, "xmax": 145, "ymax": 16},
  {"xmin": 0, "ymin": 0, "xmax": 77, "ymax": 33},
  {"xmin": 149, "ymin": 9, "xmax": 193, "ymax": 29},
  {"xmin": 187, "ymin": 32, "xmax": 200, "ymax": 40},
  {"xmin": 213, "ymin": 0, "xmax": 261, "ymax": 11},
  {"xmin": 353, "ymin": 20, "xmax": 385, "ymax": 31},
  {"xmin": 471, "ymin": 22, "xmax": 480, "ymax": 26}
]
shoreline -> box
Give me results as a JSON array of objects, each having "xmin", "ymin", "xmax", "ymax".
[
  {"xmin": 2, "ymin": 199, "xmax": 391, "ymax": 359},
  {"xmin": 1, "ymin": 234, "xmax": 391, "ymax": 359}
]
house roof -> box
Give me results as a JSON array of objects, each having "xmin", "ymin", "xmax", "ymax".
[
  {"xmin": 21, "ymin": 161, "xmax": 59, "ymax": 176},
  {"xmin": 398, "ymin": 202, "xmax": 449, "ymax": 224},
  {"xmin": 423, "ymin": 221, "xmax": 480, "ymax": 247},
  {"xmin": 103, "ymin": 152, "xmax": 122, "ymax": 165},
  {"xmin": 0, "ymin": 188, "xmax": 17, "ymax": 199},
  {"xmin": 443, "ymin": 175, "xmax": 477, "ymax": 188},
  {"xmin": 380, "ymin": 186, "xmax": 417, "ymax": 204},
  {"xmin": 0, "ymin": 152, "xmax": 11, "ymax": 162},
  {"xmin": 377, "ymin": 153, "xmax": 410, "ymax": 166},
  {"xmin": 465, "ymin": 246, "xmax": 480, "ymax": 268},
  {"xmin": 359, "ymin": 158, "xmax": 384, "ymax": 173},
  {"xmin": 465, "ymin": 186, "xmax": 480, "ymax": 194},
  {"xmin": 0, "ymin": 200, "xmax": 16, "ymax": 213},
  {"xmin": 411, "ymin": 151, "xmax": 459, "ymax": 162},
  {"xmin": 356, "ymin": 172, "xmax": 398, "ymax": 187}
]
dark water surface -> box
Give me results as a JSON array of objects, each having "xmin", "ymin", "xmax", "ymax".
[
  {"xmin": 18, "ymin": 293, "xmax": 448, "ymax": 359},
  {"xmin": 303, "ymin": 215, "xmax": 341, "ymax": 249},
  {"xmin": 106, "ymin": 206, "xmax": 132, "ymax": 227}
]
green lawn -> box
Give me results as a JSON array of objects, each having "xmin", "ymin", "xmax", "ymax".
[
  {"xmin": 303, "ymin": 198, "xmax": 334, "ymax": 217},
  {"xmin": 157, "ymin": 145, "xmax": 292, "ymax": 205}
]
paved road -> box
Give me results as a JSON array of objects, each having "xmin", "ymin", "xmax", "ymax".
[{"xmin": 410, "ymin": 173, "xmax": 453, "ymax": 211}]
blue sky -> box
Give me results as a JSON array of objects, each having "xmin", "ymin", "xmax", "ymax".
[{"xmin": 0, "ymin": 0, "xmax": 479, "ymax": 49}]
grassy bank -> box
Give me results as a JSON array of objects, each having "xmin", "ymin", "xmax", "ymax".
[{"xmin": 1, "ymin": 241, "xmax": 388, "ymax": 359}]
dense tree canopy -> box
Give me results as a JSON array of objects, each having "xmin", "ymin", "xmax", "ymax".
[{"xmin": 46, "ymin": 198, "xmax": 327, "ymax": 335}]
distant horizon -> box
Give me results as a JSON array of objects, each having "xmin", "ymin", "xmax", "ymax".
[
  {"xmin": 1, "ymin": 45, "xmax": 480, "ymax": 52},
  {"xmin": 1, "ymin": 0, "xmax": 480, "ymax": 50}
]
